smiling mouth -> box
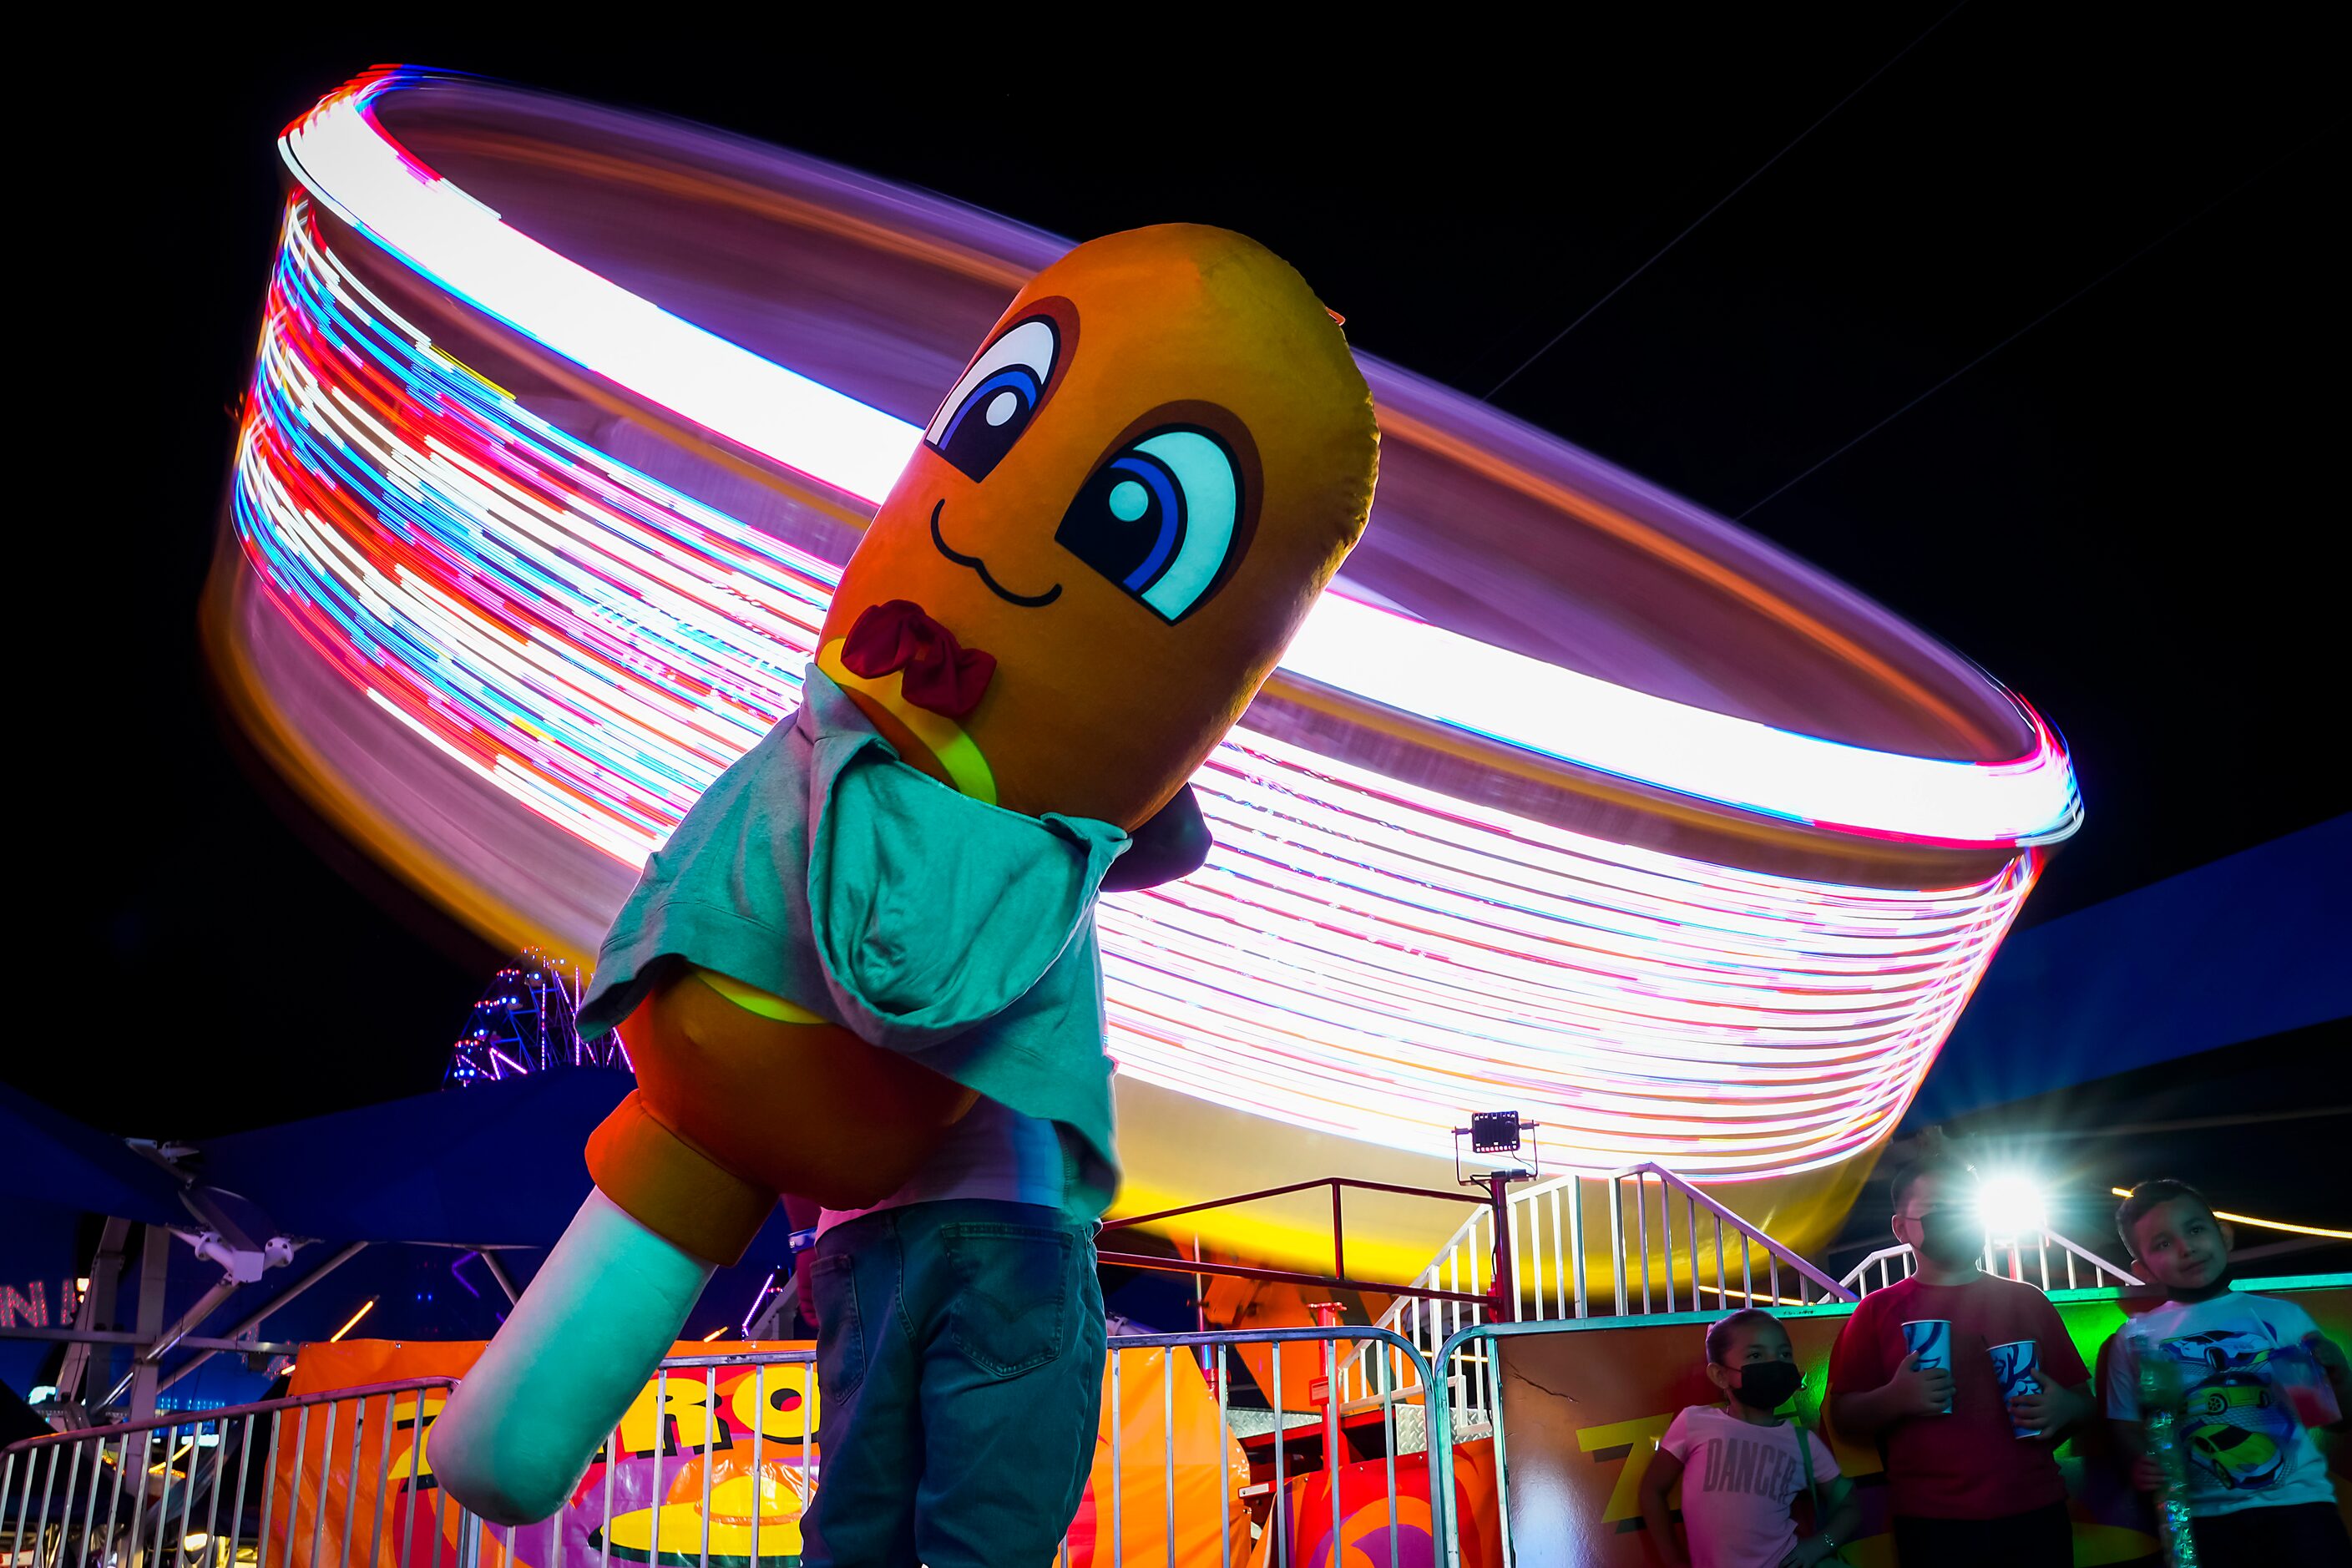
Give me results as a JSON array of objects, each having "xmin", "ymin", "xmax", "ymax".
[{"xmin": 929, "ymin": 500, "xmax": 1061, "ymax": 608}]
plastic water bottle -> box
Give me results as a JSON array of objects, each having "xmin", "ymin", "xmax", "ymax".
[{"xmin": 2134, "ymin": 1332, "xmax": 2198, "ymax": 1568}]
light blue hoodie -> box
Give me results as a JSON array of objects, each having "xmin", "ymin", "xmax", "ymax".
[{"xmin": 578, "ymin": 665, "xmax": 1128, "ymax": 1220}]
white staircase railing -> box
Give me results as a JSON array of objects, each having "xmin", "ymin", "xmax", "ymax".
[
  {"xmin": 1334, "ymin": 1162, "xmax": 1855, "ymax": 1441},
  {"xmin": 1323, "ymin": 1166, "xmax": 2146, "ymax": 1454},
  {"xmin": 1840, "ymin": 1230, "xmax": 2140, "ymax": 1296},
  {"xmin": 1332, "ymin": 1186, "xmax": 1503, "ymax": 1443}
]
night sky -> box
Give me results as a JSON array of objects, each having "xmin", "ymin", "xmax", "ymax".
[{"xmin": 21, "ymin": 14, "xmax": 2339, "ymax": 1140}]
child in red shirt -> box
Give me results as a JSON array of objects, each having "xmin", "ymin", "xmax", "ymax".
[{"xmin": 1825, "ymin": 1151, "xmax": 2093, "ymax": 1568}]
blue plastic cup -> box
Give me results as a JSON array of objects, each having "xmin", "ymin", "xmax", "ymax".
[
  {"xmin": 1902, "ymin": 1318, "xmax": 1954, "ymax": 1414},
  {"xmin": 1990, "ymin": 1338, "xmax": 2043, "ymax": 1437}
]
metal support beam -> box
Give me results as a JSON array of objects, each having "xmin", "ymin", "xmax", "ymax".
[
  {"xmin": 2, "ymin": 1327, "xmax": 300, "ymax": 1353},
  {"xmin": 1091, "ymin": 1248, "xmax": 1489, "ymax": 1306},
  {"xmin": 104, "ymin": 1231, "xmax": 258, "ymax": 1412},
  {"xmin": 478, "ymin": 1251, "xmax": 522, "ymax": 1308},
  {"xmin": 219, "ymin": 1242, "xmax": 366, "ymax": 1343},
  {"xmin": 155, "ymin": 1242, "xmax": 367, "ymax": 1395},
  {"xmin": 1486, "ymin": 1171, "xmax": 1519, "ymax": 1323},
  {"xmin": 103, "ymin": 1270, "xmax": 243, "ymax": 1413},
  {"xmin": 56, "ymin": 1216, "xmax": 131, "ymax": 1402},
  {"xmin": 129, "ymin": 1224, "xmax": 169, "ymax": 1419},
  {"xmin": 146, "ymin": 1276, "xmax": 245, "ymax": 1366}
]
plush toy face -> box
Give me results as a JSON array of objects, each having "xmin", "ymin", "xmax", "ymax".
[{"xmin": 818, "ymin": 224, "xmax": 1378, "ymax": 827}]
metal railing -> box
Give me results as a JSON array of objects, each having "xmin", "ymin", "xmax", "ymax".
[
  {"xmin": 5, "ymin": 1331, "xmax": 1445, "ymax": 1568},
  {"xmin": 645, "ymin": 1332, "xmax": 1446, "ymax": 1566},
  {"xmin": 2, "ymin": 1378, "xmax": 459, "ymax": 1568},
  {"xmin": 1088, "ymin": 1327, "xmax": 1443, "ymax": 1567},
  {"xmin": 1839, "ymin": 1230, "xmax": 2140, "ymax": 1295},
  {"xmin": 1337, "ymin": 1163, "xmax": 1854, "ymax": 1439},
  {"xmin": 1426, "ymin": 1317, "xmax": 1670, "ymax": 1568},
  {"xmin": 1095, "ymin": 1176, "xmax": 1499, "ymax": 1314},
  {"xmin": 1422, "ymin": 1313, "xmax": 1846, "ymax": 1568},
  {"xmin": 612, "ymin": 1333, "xmax": 1450, "ymax": 1567},
  {"xmin": 1336, "ymin": 1189, "xmax": 1503, "ymax": 1439}
]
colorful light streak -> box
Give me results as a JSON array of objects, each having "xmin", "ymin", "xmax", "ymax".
[
  {"xmin": 2107, "ymin": 1191, "xmax": 2352, "ymax": 1242},
  {"xmin": 281, "ymin": 73, "xmax": 2078, "ymax": 848},
  {"xmin": 329, "ymin": 1298, "xmax": 378, "ymax": 1342},
  {"xmin": 222, "ymin": 70, "xmax": 2076, "ymax": 1187}
]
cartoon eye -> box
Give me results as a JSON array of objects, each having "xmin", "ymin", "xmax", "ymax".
[
  {"xmin": 924, "ymin": 316, "xmax": 1059, "ymax": 482},
  {"xmin": 1056, "ymin": 427, "xmax": 1245, "ymax": 623}
]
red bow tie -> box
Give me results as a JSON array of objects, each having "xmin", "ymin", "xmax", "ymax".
[{"xmin": 839, "ymin": 600, "xmax": 996, "ymax": 719}]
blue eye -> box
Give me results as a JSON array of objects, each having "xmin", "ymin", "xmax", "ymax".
[
  {"xmin": 924, "ymin": 316, "xmax": 1059, "ymax": 481},
  {"xmin": 1057, "ymin": 426, "xmax": 1246, "ymax": 623}
]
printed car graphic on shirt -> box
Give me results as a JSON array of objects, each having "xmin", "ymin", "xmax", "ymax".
[
  {"xmin": 2156, "ymin": 1329, "xmax": 2299, "ymax": 1492},
  {"xmin": 2186, "ymin": 1418, "xmax": 2284, "ymax": 1492}
]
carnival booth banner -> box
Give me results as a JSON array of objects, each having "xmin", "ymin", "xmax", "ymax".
[
  {"xmin": 282, "ymin": 1339, "xmax": 1245, "ymax": 1568},
  {"xmin": 278, "ymin": 1341, "xmax": 819, "ymax": 1568},
  {"xmin": 1489, "ymin": 1277, "xmax": 2351, "ymax": 1568},
  {"xmin": 1063, "ymin": 1345, "xmax": 1252, "ymax": 1566},
  {"xmin": 1248, "ymin": 1442, "xmax": 1504, "ymax": 1568}
]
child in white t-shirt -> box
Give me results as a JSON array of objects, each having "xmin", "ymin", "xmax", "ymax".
[
  {"xmin": 2106, "ymin": 1179, "xmax": 2352, "ymax": 1566},
  {"xmin": 1640, "ymin": 1309, "xmax": 1859, "ymax": 1568}
]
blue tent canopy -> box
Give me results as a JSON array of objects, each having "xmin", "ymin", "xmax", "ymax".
[
  {"xmin": 1910, "ymin": 812, "xmax": 2351, "ymax": 1125},
  {"xmin": 1, "ymin": 1079, "xmax": 189, "ymax": 1226},
  {"xmin": 188, "ymin": 1070, "xmax": 806, "ymax": 1260},
  {"xmin": 190, "ymin": 1069, "xmax": 634, "ymax": 1246}
]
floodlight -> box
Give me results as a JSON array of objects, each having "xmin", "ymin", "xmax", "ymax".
[{"xmin": 1978, "ymin": 1172, "xmax": 2047, "ymax": 1237}]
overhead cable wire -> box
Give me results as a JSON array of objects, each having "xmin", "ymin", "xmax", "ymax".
[
  {"xmin": 1735, "ymin": 129, "xmax": 2334, "ymax": 520},
  {"xmin": 1483, "ymin": 2, "xmax": 1970, "ymax": 401}
]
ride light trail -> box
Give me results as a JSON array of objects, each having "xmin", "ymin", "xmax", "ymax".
[{"xmin": 223, "ymin": 69, "xmax": 2075, "ymax": 1182}]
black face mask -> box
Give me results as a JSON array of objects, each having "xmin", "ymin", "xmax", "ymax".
[
  {"xmin": 2188, "ymin": 1259, "xmax": 2236, "ymax": 1296},
  {"xmin": 1916, "ymin": 1208, "xmax": 1984, "ymax": 1268},
  {"xmin": 1730, "ymin": 1360, "xmax": 1805, "ymax": 1411}
]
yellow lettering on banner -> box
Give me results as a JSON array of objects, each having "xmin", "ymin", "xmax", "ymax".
[
  {"xmin": 730, "ymin": 1364, "xmax": 819, "ymax": 1444},
  {"xmin": 387, "ymin": 1392, "xmax": 447, "ymax": 1482},
  {"xmin": 618, "ymin": 1375, "xmax": 727, "ymax": 1458},
  {"xmin": 607, "ymin": 1368, "xmax": 821, "ymax": 1459},
  {"xmin": 1577, "ymin": 1413, "xmax": 1674, "ymax": 1525}
]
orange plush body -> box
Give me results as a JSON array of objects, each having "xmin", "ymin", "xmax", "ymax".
[
  {"xmin": 435, "ymin": 223, "xmax": 1376, "ymax": 1531},
  {"xmin": 580, "ymin": 225, "xmax": 1378, "ymax": 1264}
]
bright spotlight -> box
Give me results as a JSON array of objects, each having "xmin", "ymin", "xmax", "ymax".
[{"xmin": 1979, "ymin": 1173, "xmax": 2047, "ymax": 1237}]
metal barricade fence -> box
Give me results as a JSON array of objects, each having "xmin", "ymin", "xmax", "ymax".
[
  {"xmin": 468, "ymin": 1348, "xmax": 826, "ymax": 1568},
  {"xmin": 1421, "ymin": 1262, "xmax": 2157, "ymax": 1568},
  {"xmin": 2, "ymin": 1378, "xmax": 460, "ymax": 1568},
  {"xmin": 1425, "ymin": 1319, "xmax": 1621, "ymax": 1568},
  {"xmin": 585, "ymin": 1333, "xmax": 1448, "ymax": 1568},
  {"xmin": 5, "ymin": 1332, "xmax": 1444, "ymax": 1568},
  {"xmin": 1333, "ymin": 1205, "xmax": 1502, "ymax": 1447},
  {"xmin": 1071, "ymin": 1327, "xmax": 1444, "ymax": 1568},
  {"xmin": 1335, "ymin": 1166, "xmax": 1855, "ymax": 1457}
]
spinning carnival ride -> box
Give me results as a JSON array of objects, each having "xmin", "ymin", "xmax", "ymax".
[{"xmin": 207, "ymin": 70, "xmax": 2080, "ymax": 1276}]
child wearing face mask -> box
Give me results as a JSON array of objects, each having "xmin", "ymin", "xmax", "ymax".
[
  {"xmin": 2105, "ymin": 1178, "xmax": 2351, "ymax": 1566},
  {"xmin": 1824, "ymin": 1151, "xmax": 2093, "ymax": 1568},
  {"xmin": 1640, "ymin": 1309, "xmax": 1859, "ymax": 1568}
]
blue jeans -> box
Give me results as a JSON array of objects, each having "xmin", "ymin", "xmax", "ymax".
[{"xmin": 802, "ymin": 1200, "xmax": 1105, "ymax": 1566}]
